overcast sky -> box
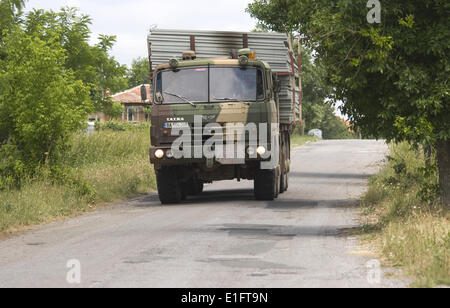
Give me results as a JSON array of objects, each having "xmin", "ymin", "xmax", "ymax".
[{"xmin": 26, "ymin": 0, "xmax": 257, "ymax": 67}]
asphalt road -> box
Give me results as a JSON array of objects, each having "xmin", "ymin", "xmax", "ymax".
[{"xmin": 0, "ymin": 140, "xmax": 407, "ymax": 288}]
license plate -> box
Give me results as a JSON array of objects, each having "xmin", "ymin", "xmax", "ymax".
[{"xmin": 163, "ymin": 122, "xmax": 190, "ymax": 129}]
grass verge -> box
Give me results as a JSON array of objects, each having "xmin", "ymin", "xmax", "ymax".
[
  {"xmin": 0, "ymin": 126, "xmax": 156, "ymax": 233},
  {"xmin": 361, "ymin": 142, "xmax": 449, "ymax": 287},
  {"xmin": 291, "ymin": 134, "xmax": 318, "ymax": 147}
]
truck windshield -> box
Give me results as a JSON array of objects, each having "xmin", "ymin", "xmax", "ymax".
[
  {"xmin": 155, "ymin": 66, "xmax": 264, "ymax": 104},
  {"xmin": 156, "ymin": 68, "xmax": 209, "ymax": 104}
]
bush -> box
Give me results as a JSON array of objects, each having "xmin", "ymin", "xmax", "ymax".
[
  {"xmin": 101, "ymin": 121, "xmax": 128, "ymax": 131},
  {"xmin": 0, "ymin": 144, "xmax": 26, "ymax": 190}
]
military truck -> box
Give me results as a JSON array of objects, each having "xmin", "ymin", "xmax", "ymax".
[{"xmin": 147, "ymin": 30, "xmax": 302, "ymax": 204}]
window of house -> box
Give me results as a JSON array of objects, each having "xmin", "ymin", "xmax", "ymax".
[{"xmin": 127, "ymin": 108, "xmax": 134, "ymax": 122}]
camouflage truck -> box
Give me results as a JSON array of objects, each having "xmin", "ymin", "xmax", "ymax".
[{"xmin": 147, "ymin": 30, "xmax": 302, "ymax": 204}]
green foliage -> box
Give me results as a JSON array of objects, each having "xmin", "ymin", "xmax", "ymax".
[
  {"xmin": 0, "ymin": 26, "xmax": 92, "ymax": 179},
  {"xmin": 128, "ymin": 57, "xmax": 150, "ymax": 88},
  {"xmin": 0, "ymin": 0, "xmax": 24, "ymax": 35},
  {"xmin": 144, "ymin": 106, "xmax": 152, "ymax": 115},
  {"xmin": 0, "ymin": 144, "xmax": 26, "ymax": 190},
  {"xmin": 103, "ymin": 100, "xmax": 125, "ymax": 120},
  {"xmin": 101, "ymin": 121, "xmax": 127, "ymax": 132},
  {"xmin": 380, "ymin": 144, "xmax": 440, "ymax": 211},
  {"xmin": 247, "ymin": 0, "xmax": 450, "ymax": 146},
  {"xmin": 290, "ymin": 133, "xmax": 317, "ymax": 147},
  {"xmin": 322, "ymin": 111, "xmax": 355, "ymax": 140},
  {"xmin": 0, "ymin": 4, "xmax": 133, "ymax": 188},
  {"xmin": 66, "ymin": 129, "xmax": 150, "ymax": 166},
  {"xmin": 100, "ymin": 120, "xmax": 151, "ymax": 132},
  {"xmin": 23, "ymin": 7, "xmax": 129, "ymax": 111},
  {"xmin": 247, "ymin": 0, "xmax": 300, "ymax": 33}
]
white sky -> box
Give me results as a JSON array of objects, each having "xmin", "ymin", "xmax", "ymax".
[{"xmin": 25, "ymin": 0, "xmax": 257, "ymax": 66}]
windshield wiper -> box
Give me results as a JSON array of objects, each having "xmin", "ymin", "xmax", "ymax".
[
  {"xmin": 213, "ymin": 97, "xmax": 239, "ymax": 102},
  {"xmin": 213, "ymin": 97, "xmax": 252, "ymax": 105},
  {"xmin": 163, "ymin": 91, "xmax": 196, "ymax": 108}
]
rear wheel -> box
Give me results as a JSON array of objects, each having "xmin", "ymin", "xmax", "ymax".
[
  {"xmin": 156, "ymin": 167, "xmax": 182, "ymax": 204},
  {"xmin": 196, "ymin": 181, "xmax": 204, "ymax": 194},
  {"xmin": 254, "ymin": 169, "xmax": 277, "ymax": 201},
  {"xmin": 274, "ymin": 170, "xmax": 280, "ymax": 199},
  {"xmin": 280, "ymin": 172, "xmax": 289, "ymax": 193}
]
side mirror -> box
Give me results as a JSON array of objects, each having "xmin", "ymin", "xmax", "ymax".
[{"xmin": 140, "ymin": 85, "xmax": 148, "ymax": 102}]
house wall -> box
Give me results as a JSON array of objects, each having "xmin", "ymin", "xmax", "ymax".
[{"xmin": 88, "ymin": 104, "xmax": 150, "ymax": 123}]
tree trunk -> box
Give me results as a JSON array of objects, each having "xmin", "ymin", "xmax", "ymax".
[{"xmin": 436, "ymin": 140, "xmax": 450, "ymax": 206}]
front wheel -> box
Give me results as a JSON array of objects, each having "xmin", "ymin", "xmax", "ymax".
[
  {"xmin": 254, "ymin": 169, "xmax": 277, "ymax": 201},
  {"xmin": 156, "ymin": 167, "xmax": 182, "ymax": 204}
]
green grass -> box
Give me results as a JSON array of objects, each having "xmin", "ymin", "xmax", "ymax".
[
  {"xmin": 291, "ymin": 134, "xmax": 318, "ymax": 147},
  {"xmin": 0, "ymin": 127, "xmax": 156, "ymax": 233},
  {"xmin": 361, "ymin": 142, "xmax": 450, "ymax": 287}
]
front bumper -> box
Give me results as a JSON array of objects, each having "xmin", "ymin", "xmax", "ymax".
[{"xmin": 149, "ymin": 146, "xmax": 267, "ymax": 166}]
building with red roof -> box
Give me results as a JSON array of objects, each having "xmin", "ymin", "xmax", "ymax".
[{"xmin": 89, "ymin": 84, "xmax": 152, "ymax": 123}]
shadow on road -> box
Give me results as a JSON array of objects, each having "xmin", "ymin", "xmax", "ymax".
[
  {"xmin": 266, "ymin": 198, "xmax": 360, "ymax": 209},
  {"xmin": 289, "ymin": 172, "xmax": 374, "ymax": 180},
  {"xmin": 184, "ymin": 189, "xmax": 255, "ymax": 204},
  {"xmin": 133, "ymin": 188, "xmax": 360, "ymax": 211},
  {"xmin": 209, "ymin": 223, "xmax": 356, "ymax": 238},
  {"xmin": 132, "ymin": 189, "xmax": 255, "ymax": 208}
]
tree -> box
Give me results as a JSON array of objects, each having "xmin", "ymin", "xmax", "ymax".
[
  {"xmin": 103, "ymin": 101, "xmax": 125, "ymax": 120},
  {"xmin": 0, "ymin": 26, "xmax": 92, "ymax": 178},
  {"xmin": 128, "ymin": 57, "xmax": 150, "ymax": 88},
  {"xmin": 0, "ymin": 0, "xmax": 25, "ymax": 53},
  {"xmin": 0, "ymin": 0, "xmax": 25, "ymax": 31},
  {"xmin": 247, "ymin": 1, "xmax": 450, "ymax": 205},
  {"xmin": 23, "ymin": 7, "xmax": 129, "ymax": 111}
]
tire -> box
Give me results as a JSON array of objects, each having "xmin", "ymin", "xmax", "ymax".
[
  {"xmin": 156, "ymin": 167, "xmax": 182, "ymax": 204},
  {"xmin": 181, "ymin": 185, "xmax": 188, "ymax": 201},
  {"xmin": 254, "ymin": 168, "xmax": 276, "ymax": 201},
  {"xmin": 274, "ymin": 170, "xmax": 280, "ymax": 199},
  {"xmin": 196, "ymin": 181, "xmax": 204, "ymax": 194},
  {"xmin": 280, "ymin": 172, "xmax": 289, "ymax": 193},
  {"xmin": 186, "ymin": 178, "xmax": 204, "ymax": 196}
]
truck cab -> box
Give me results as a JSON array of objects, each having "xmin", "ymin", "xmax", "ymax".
[{"xmin": 149, "ymin": 48, "xmax": 291, "ymax": 204}]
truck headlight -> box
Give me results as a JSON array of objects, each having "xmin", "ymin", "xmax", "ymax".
[
  {"xmin": 257, "ymin": 146, "xmax": 266, "ymax": 156},
  {"xmin": 154, "ymin": 149, "xmax": 165, "ymax": 159}
]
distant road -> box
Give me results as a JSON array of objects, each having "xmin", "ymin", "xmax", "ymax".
[{"xmin": 0, "ymin": 140, "xmax": 407, "ymax": 288}]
